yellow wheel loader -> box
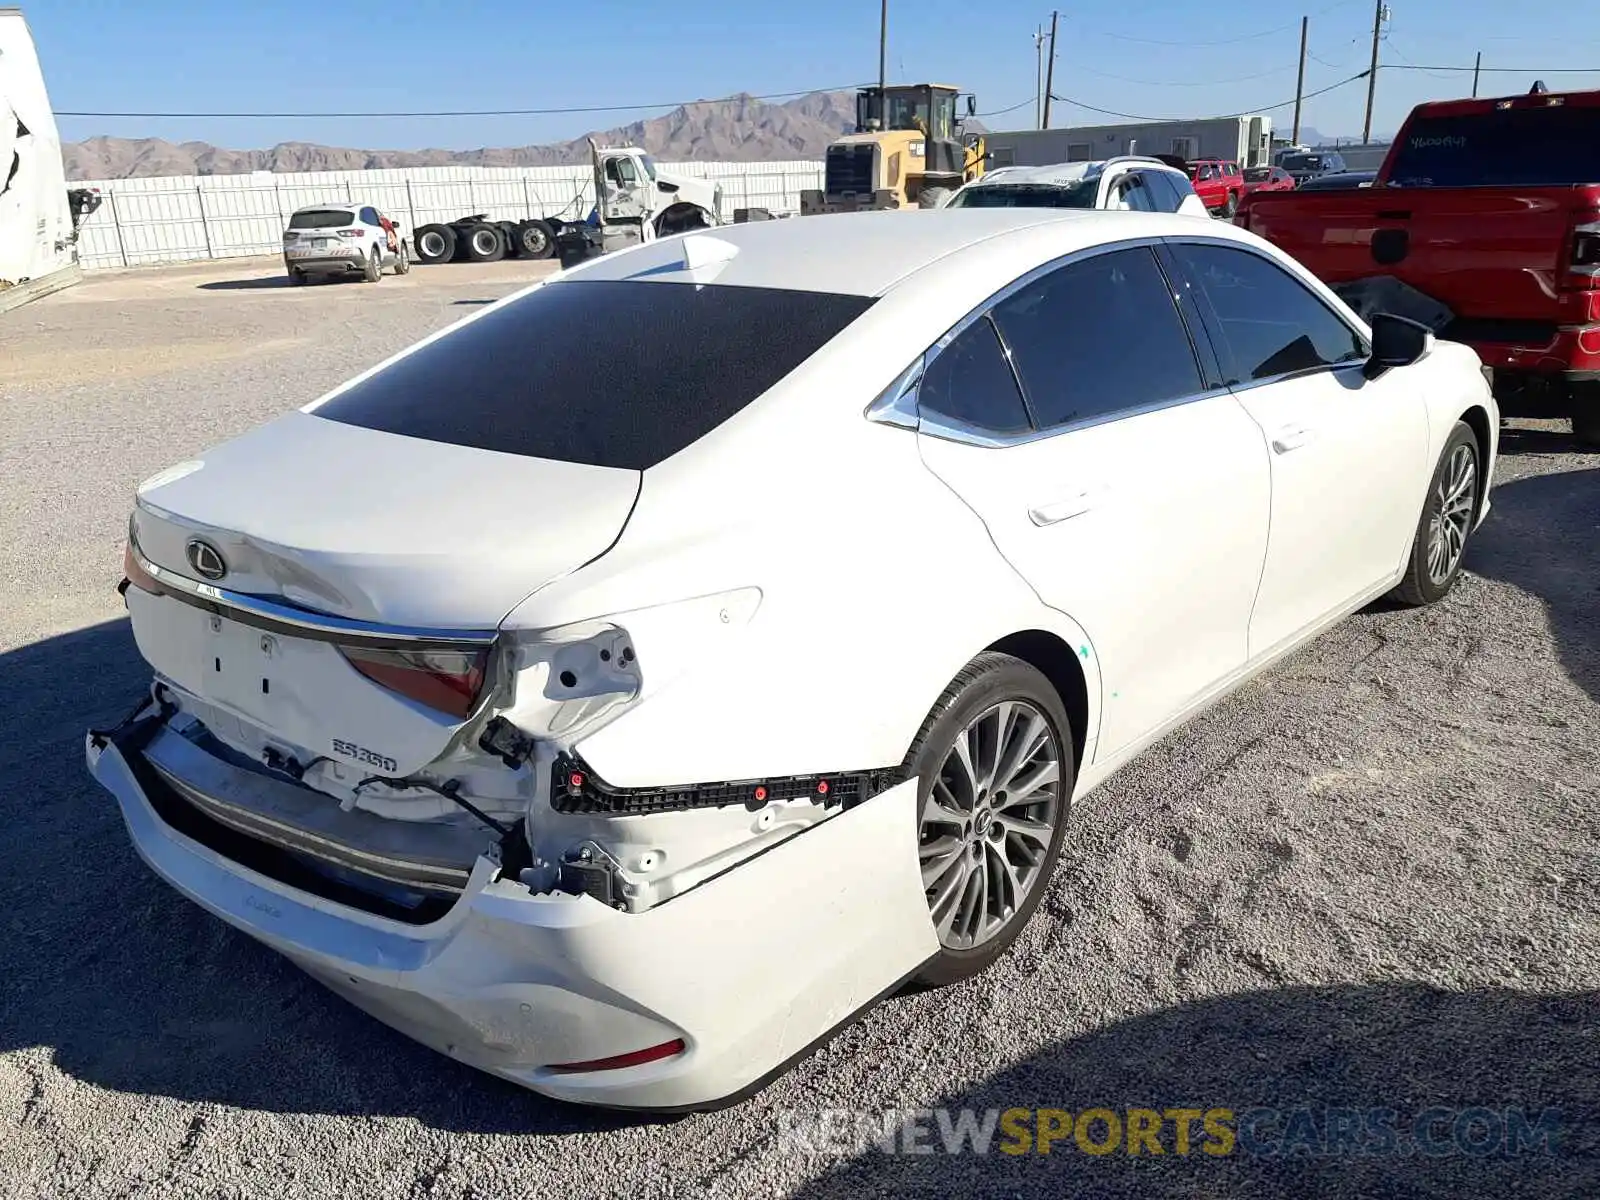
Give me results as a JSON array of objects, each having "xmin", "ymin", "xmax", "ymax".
[{"xmin": 800, "ymin": 84, "xmax": 987, "ymax": 215}]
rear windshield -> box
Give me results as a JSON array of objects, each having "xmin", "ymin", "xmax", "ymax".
[
  {"xmin": 1243, "ymin": 167, "xmax": 1271, "ymax": 182},
  {"xmin": 313, "ymin": 280, "xmax": 875, "ymax": 470},
  {"xmin": 289, "ymin": 209, "xmax": 354, "ymax": 229},
  {"xmin": 1280, "ymin": 154, "xmax": 1325, "ymax": 171},
  {"xmin": 1387, "ymin": 106, "xmax": 1600, "ymax": 187},
  {"xmin": 949, "ymin": 181, "xmax": 1097, "ymax": 209}
]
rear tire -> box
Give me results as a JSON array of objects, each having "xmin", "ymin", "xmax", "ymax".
[
  {"xmin": 461, "ymin": 224, "xmax": 506, "ymax": 263},
  {"xmin": 514, "ymin": 219, "xmax": 556, "ymax": 260},
  {"xmin": 902, "ymin": 652, "xmax": 1074, "ymax": 989},
  {"xmin": 286, "ymin": 269, "xmax": 305, "ymax": 286},
  {"xmin": 1390, "ymin": 421, "xmax": 1481, "ymax": 607},
  {"xmin": 413, "ymin": 224, "xmax": 455, "ymax": 264},
  {"xmin": 1220, "ymin": 192, "xmax": 1238, "ymax": 219},
  {"xmin": 1573, "ymin": 401, "xmax": 1600, "ymax": 447}
]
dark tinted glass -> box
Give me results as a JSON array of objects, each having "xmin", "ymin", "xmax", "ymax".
[
  {"xmin": 1388, "ymin": 106, "xmax": 1600, "ymax": 186},
  {"xmin": 315, "ymin": 280, "xmax": 874, "ymax": 470},
  {"xmin": 918, "ymin": 317, "xmax": 1031, "ymax": 434},
  {"xmin": 1117, "ymin": 176, "xmax": 1156, "ymax": 212},
  {"xmin": 289, "ymin": 209, "xmax": 353, "ymax": 229},
  {"xmin": 360, "ymin": 206, "xmax": 380, "ymax": 225},
  {"xmin": 950, "ymin": 181, "xmax": 1098, "ymax": 208},
  {"xmin": 1174, "ymin": 243, "xmax": 1366, "ymax": 383},
  {"xmin": 990, "ymin": 246, "xmax": 1205, "ymax": 429}
]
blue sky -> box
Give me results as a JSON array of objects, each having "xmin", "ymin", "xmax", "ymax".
[{"xmin": 27, "ymin": 0, "xmax": 1600, "ymax": 149}]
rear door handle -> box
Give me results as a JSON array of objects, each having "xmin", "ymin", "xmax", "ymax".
[
  {"xmin": 1270, "ymin": 425, "xmax": 1317, "ymax": 453},
  {"xmin": 1028, "ymin": 488, "xmax": 1103, "ymax": 526}
]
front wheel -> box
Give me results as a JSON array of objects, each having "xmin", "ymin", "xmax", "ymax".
[
  {"xmin": 903, "ymin": 652, "xmax": 1074, "ymax": 988},
  {"xmin": 392, "ymin": 240, "xmax": 410, "ymax": 275},
  {"xmin": 362, "ymin": 247, "xmax": 382, "ymax": 282},
  {"xmin": 1390, "ymin": 420, "xmax": 1481, "ymax": 606}
]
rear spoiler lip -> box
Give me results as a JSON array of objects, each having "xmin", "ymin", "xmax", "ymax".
[{"xmin": 127, "ymin": 538, "xmax": 499, "ymax": 651}]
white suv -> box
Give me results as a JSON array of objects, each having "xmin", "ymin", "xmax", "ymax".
[
  {"xmin": 943, "ymin": 157, "xmax": 1208, "ymax": 216},
  {"xmin": 282, "ymin": 202, "xmax": 410, "ymax": 285}
]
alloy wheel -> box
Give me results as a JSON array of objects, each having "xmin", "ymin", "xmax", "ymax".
[
  {"xmin": 1426, "ymin": 443, "xmax": 1477, "ymax": 585},
  {"xmin": 918, "ymin": 700, "xmax": 1064, "ymax": 950}
]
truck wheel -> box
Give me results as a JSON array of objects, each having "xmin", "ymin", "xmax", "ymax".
[
  {"xmin": 515, "ymin": 219, "xmax": 556, "ymax": 259},
  {"xmin": 1574, "ymin": 405, "xmax": 1600, "ymax": 447},
  {"xmin": 918, "ymin": 186, "xmax": 952, "ymax": 209},
  {"xmin": 363, "ymin": 247, "xmax": 382, "ymax": 283},
  {"xmin": 414, "ymin": 224, "xmax": 455, "ymax": 264},
  {"xmin": 462, "ymin": 224, "xmax": 506, "ymax": 263},
  {"xmin": 1220, "ymin": 192, "xmax": 1238, "ymax": 219}
]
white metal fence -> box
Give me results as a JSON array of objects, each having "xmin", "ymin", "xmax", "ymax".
[{"xmin": 71, "ymin": 160, "xmax": 825, "ymax": 271}]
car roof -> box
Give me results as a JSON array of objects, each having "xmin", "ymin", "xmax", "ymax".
[
  {"xmin": 289, "ymin": 201, "xmax": 379, "ymax": 213},
  {"xmin": 963, "ymin": 158, "xmax": 1181, "ymax": 190},
  {"xmin": 558, "ymin": 209, "xmax": 1250, "ymax": 298}
]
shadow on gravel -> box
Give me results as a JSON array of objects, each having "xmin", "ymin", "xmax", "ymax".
[
  {"xmin": 0, "ymin": 619, "xmax": 637, "ymax": 1137},
  {"xmin": 1497, "ymin": 424, "xmax": 1590, "ymax": 456},
  {"xmin": 196, "ymin": 277, "xmax": 300, "ymax": 291},
  {"xmin": 1466, "ymin": 466, "xmax": 1600, "ymax": 703},
  {"xmin": 790, "ymin": 984, "xmax": 1599, "ymax": 1200}
]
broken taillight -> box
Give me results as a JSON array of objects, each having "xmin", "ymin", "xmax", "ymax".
[
  {"xmin": 123, "ymin": 540, "xmax": 163, "ymax": 596},
  {"xmin": 545, "ymin": 1038, "xmax": 687, "ymax": 1074},
  {"xmin": 338, "ymin": 645, "xmax": 488, "ymax": 719}
]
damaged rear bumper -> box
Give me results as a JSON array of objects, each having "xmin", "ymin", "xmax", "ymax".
[{"xmin": 85, "ymin": 718, "xmax": 937, "ymax": 1110}]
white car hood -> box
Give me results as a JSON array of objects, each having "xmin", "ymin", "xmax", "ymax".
[{"xmin": 131, "ymin": 410, "xmax": 640, "ymax": 629}]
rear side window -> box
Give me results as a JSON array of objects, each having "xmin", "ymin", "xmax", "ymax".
[
  {"xmin": 990, "ymin": 246, "xmax": 1205, "ymax": 429},
  {"xmin": 1173, "ymin": 243, "xmax": 1366, "ymax": 383},
  {"xmin": 289, "ymin": 209, "xmax": 353, "ymax": 229},
  {"xmin": 313, "ymin": 280, "xmax": 874, "ymax": 470},
  {"xmin": 918, "ymin": 317, "xmax": 1031, "ymax": 434},
  {"xmin": 1388, "ymin": 106, "xmax": 1600, "ymax": 186}
]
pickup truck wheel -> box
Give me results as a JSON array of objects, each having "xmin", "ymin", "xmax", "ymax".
[
  {"xmin": 1390, "ymin": 422, "xmax": 1480, "ymax": 607},
  {"xmin": 462, "ymin": 224, "xmax": 506, "ymax": 263},
  {"xmin": 414, "ymin": 224, "xmax": 455, "ymax": 264},
  {"xmin": 1572, "ymin": 402, "xmax": 1600, "ymax": 447},
  {"xmin": 1220, "ymin": 192, "xmax": 1238, "ymax": 219}
]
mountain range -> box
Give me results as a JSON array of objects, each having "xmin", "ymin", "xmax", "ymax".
[{"xmin": 62, "ymin": 91, "xmax": 862, "ymax": 180}]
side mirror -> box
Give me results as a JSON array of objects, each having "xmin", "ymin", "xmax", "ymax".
[
  {"xmin": 1364, "ymin": 312, "xmax": 1432, "ymax": 379},
  {"xmin": 966, "ymin": 95, "xmax": 977, "ymax": 116}
]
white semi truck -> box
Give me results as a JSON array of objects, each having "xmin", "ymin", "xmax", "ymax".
[{"xmin": 1, "ymin": 7, "xmax": 88, "ymax": 313}]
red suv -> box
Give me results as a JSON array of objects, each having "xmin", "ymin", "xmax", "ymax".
[{"xmin": 1186, "ymin": 159, "xmax": 1246, "ymax": 217}]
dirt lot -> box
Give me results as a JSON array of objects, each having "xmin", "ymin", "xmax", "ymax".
[{"xmin": 1, "ymin": 258, "xmax": 1596, "ymax": 1200}]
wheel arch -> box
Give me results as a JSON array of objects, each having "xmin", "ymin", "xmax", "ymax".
[
  {"xmin": 984, "ymin": 629, "xmax": 1091, "ymax": 770},
  {"xmin": 1457, "ymin": 403, "xmax": 1494, "ymax": 522}
]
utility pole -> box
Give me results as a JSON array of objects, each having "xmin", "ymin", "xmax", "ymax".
[
  {"xmin": 1362, "ymin": 0, "xmax": 1387, "ymax": 144},
  {"xmin": 1034, "ymin": 26, "xmax": 1047, "ymax": 130},
  {"xmin": 1042, "ymin": 10, "xmax": 1059, "ymax": 129},
  {"xmin": 1472, "ymin": 50, "xmax": 1482, "ymax": 97},
  {"xmin": 1292, "ymin": 16, "xmax": 1308, "ymax": 144},
  {"xmin": 877, "ymin": 0, "xmax": 888, "ymax": 128}
]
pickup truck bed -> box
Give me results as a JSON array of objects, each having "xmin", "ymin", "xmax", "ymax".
[{"xmin": 1235, "ymin": 87, "xmax": 1600, "ymax": 444}]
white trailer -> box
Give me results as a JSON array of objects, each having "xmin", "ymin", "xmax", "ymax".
[
  {"xmin": 1, "ymin": 6, "xmax": 80, "ymax": 313},
  {"xmin": 987, "ymin": 115, "xmax": 1275, "ymax": 171}
]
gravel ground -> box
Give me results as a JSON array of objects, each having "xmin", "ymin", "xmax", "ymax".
[{"xmin": 1, "ymin": 259, "xmax": 1597, "ymax": 1199}]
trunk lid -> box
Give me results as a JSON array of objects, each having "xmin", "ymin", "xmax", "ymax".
[
  {"xmin": 127, "ymin": 411, "xmax": 640, "ymax": 775},
  {"xmin": 132, "ymin": 409, "xmax": 640, "ymax": 628}
]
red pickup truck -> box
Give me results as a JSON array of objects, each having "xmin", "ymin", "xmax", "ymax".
[
  {"xmin": 1187, "ymin": 159, "xmax": 1247, "ymax": 217},
  {"xmin": 1235, "ymin": 86, "xmax": 1600, "ymax": 445}
]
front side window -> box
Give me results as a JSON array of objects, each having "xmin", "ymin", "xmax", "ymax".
[
  {"xmin": 1143, "ymin": 171, "xmax": 1185, "ymax": 211},
  {"xmin": 989, "ymin": 246, "xmax": 1206, "ymax": 429},
  {"xmin": 1173, "ymin": 243, "xmax": 1367, "ymax": 383},
  {"xmin": 918, "ymin": 317, "xmax": 1031, "ymax": 435},
  {"xmin": 1115, "ymin": 175, "xmax": 1156, "ymax": 211},
  {"xmin": 314, "ymin": 281, "xmax": 875, "ymax": 470}
]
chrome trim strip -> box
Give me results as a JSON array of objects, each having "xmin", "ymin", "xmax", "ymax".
[{"xmin": 128, "ymin": 540, "xmax": 499, "ymax": 648}]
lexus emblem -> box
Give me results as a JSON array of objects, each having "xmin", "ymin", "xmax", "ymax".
[{"xmin": 185, "ymin": 538, "xmax": 228, "ymax": 581}]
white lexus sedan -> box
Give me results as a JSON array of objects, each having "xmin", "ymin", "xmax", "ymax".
[{"xmin": 87, "ymin": 210, "xmax": 1497, "ymax": 1111}]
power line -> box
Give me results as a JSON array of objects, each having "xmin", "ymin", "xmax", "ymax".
[
  {"xmin": 1051, "ymin": 69, "xmax": 1370, "ymax": 124},
  {"xmin": 1382, "ymin": 62, "xmax": 1600, "ymax": 73},
  {"xmin": 975, "ymin": 95, "xmax": 1038, "ymax": 119},
  {"xmin": 1069, "ymin": 61, "xmax": 1294, "ymax": 88},
  {"xmin": 56, "ymin": 85, "xmax": 866, "ymax": 120},
  {"xmin": 1078, "ymin": 0, "xmax": 1360, "ymax": 48}
]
